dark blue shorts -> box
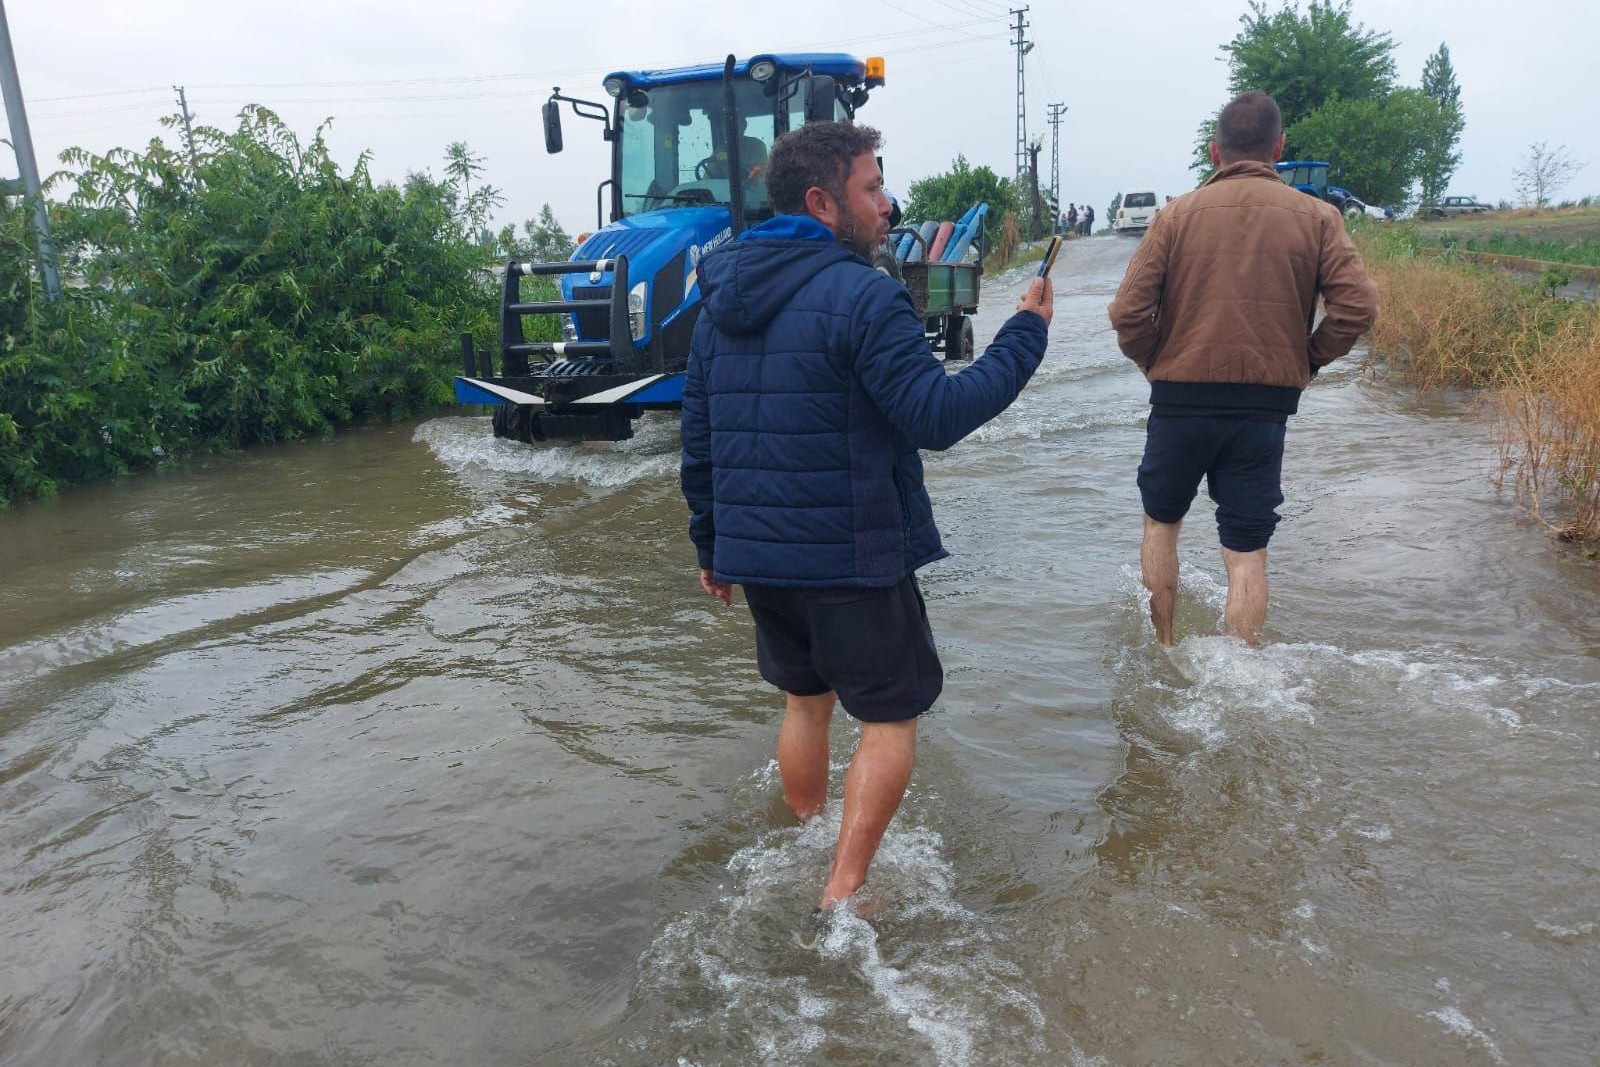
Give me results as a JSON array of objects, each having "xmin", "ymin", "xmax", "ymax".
[
  {"xmin": 1137, "ymin": 413, "xmax": 1286, "ymax": 552},
  {"xmin": 743, "ymin": 575, "xmax": 943, "ymax": 723}
]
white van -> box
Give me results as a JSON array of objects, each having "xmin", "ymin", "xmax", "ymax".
[{"xmin": 1113, "ymin": 190, "xmax": 1161, "ymax": 234}]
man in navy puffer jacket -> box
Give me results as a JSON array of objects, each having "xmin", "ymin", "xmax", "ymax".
[{"xmin": 681, "ymin": 121, "xmax": 1052, "ymax": 910}]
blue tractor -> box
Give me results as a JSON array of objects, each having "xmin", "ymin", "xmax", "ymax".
[
  {"xmin": 455, "ymin": 53, "xmax": 885, "ymax": 442},
  {"xmin": 1274, "ymin": 160, "xmax": 1358, "ymax": 212}
]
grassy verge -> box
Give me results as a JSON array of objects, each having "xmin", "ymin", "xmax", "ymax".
[{"xmin": 1357, "ymin": 223, "xmax": 1600, "ymax": 545}]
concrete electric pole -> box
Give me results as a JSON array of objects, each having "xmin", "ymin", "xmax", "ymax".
[
  {"xmin": 1047, "ymin": 102, "xmax": 1066, "ymax": 234},
  {"xmin": 0, "ymin": 0, "xmax": 60, "ymax": 300},
  {"xmin": 1010, "ymin": 7, "xmax": 1032, "ymax": 186}
]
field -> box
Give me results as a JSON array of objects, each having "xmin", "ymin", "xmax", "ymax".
[{"xmin": 1415, "ymin": 205, "xmax": 1600, "ymax": 271}]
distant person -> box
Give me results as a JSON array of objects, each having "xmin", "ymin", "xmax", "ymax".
[
  {"xmin": 1067, "ymin": 203, "xmax": 1079, "ymax": 235},
  {"xmin": 1080, "ymin": 204, "xmax": 1094, "ymax": 236},
  {"xmin": 1108, "ymin": 90, "xmax": 1377, "ymax": 645},
  {"xmin": 681, "ymin": 121, "xmax": 1053, "ymax": 910},
  {"xmin": 703, "ymin": 115, "xmax": 769, "ymax": 181}
]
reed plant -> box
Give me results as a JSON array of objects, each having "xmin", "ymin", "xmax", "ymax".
[{"xmin": 1358, "ymin": 224, "xmax": 1600, "ymax": 543}]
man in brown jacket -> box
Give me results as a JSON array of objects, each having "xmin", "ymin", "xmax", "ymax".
[{"xmin": 1108, "ymin": 90, "xmax": 1378, "ymax": 645}]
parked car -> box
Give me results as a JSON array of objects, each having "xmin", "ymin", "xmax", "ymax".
[
  {"xmin": 1342, "ymin": 196, "xmax": 1394, "ymax": 222},
  {"xmin": 1113, "ymin": 190, "xmax": 1160, "ymax": 234},
  {"xmin": 1424, "ymin": 195, "xmax": 1493, "ymax": 219}
]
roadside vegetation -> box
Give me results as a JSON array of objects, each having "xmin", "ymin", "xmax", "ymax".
[
  {"xmin": 1357, "ymin": 220, "xmax": 1600, "ymax": 544},
  {"xmin": 901, "ymin": 155, "xmax": 1024, "ymax": 270},
  {"xmin": 0, "ymin": 107, "xmax": 569, "ymax": 507}
]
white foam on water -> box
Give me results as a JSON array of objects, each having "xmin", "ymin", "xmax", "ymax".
[
  {"xmin": 413, "ymin": 414, "xmax": 677, "ymax": 487},
  {"xmin": 635, "ymin": 782, "xmax": 1050, "ymax": 1067},
  {"xmin": 1427, "ymin": 1006, "xmax": 1505, "ymax": 1063},
  {"xmin": 405, "ymin": 501, "xmax": 528, "ymax": 547},
  {"xmin": 969, "ymin": 403, "xmax": 1145, "ymax": 444},
  {"xmin": 1533, "ymin": 919, "xmax": 1597, "ymax": 942},
  {"xmin": 1115, "ymin": 563, "xmax": 1597, "ymax": 750}
]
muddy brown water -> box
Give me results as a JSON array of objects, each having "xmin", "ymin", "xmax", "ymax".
[{"xmin": 3, "ymin": 237, "xmax": 1598, "ymax": 1067}]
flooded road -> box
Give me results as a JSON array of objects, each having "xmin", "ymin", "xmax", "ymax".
[{"xmin": 3, "ymin": 237, "xmax": 1598, "ymax": 1067}]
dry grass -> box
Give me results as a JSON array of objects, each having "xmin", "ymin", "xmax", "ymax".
[{"xmin": 1360, "ymin": 231, "xmax": 1600, "ymax": 543}]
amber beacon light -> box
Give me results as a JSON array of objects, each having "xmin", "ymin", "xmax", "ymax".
[{"xmin": 865, "ymin": 56, "xmax": 886, "ymax": 87}]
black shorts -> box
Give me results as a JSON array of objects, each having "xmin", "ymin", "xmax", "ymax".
[
  {"xmin": 742, "ymin": 576, "xmax": 944, "ymax": 723},
  {"xmin": 1137, "ymin": 413, "xmax": 1286, "ymax": 552}
]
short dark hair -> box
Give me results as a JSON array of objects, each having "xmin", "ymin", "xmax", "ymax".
[
  {"xmin": 766, "ymin": 121, "xmax": 883, "ymax": 215},
  {"xmin": 1215, "ymin": 91, "xmax": 1282, "ymax": 161}
]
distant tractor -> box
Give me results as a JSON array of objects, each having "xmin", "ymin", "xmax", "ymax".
[{"xmin": 1275, "ymin": 160, "xmax": 1356, "ymax": 212}]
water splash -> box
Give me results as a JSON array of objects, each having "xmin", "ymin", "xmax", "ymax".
[{"xmin": 414, "ymin": 414, "xmax": 677, "ymax": 487}]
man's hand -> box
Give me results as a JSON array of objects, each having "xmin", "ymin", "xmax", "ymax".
[
  {"xmin": 1018, "ymin": 276, "xmax": 1054, "ymax": 327},
  {"xmin": 700, "ymin": 568, "xmax": 733, "ymax": 607}
]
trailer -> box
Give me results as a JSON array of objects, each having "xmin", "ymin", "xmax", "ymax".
[{"xmin": 878, "ymin": 220, "xmax": 986, "ymax": 362}]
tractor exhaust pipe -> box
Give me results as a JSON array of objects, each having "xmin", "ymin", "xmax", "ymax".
[{"xmin": 722, "ymin": 55, "xmax": 746, "ymax": 238}]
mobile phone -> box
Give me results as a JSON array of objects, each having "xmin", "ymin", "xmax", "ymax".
[{"xmin": 1036, "ymin": 235, "xmax": 1063, "ymax": 277}]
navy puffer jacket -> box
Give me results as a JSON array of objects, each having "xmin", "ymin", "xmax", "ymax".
[{"xmin": 681, "ymin": 215, "xmax": 1047, "ymax": 587}]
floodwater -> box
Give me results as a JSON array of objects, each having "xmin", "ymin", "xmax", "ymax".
[{"xmin": 3, "ymin": 237, "xmax": 1598, "ymax": 1067}]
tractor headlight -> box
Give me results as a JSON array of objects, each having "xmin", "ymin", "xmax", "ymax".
[
  {"xmin": 749, "ymin": 59, "xmax": 777, "ymax": 83},
  {"xmin": 603, "ymin": 76, "xmax": 627, "ymax": 98},
  {"xmin": 628, "ymin": 281, "xmax": 647, "ymax": 341}
]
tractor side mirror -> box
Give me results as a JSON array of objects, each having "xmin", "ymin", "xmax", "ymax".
[
  {"xmin": 804, "ymin": 75, "xmax": 836, "ymax": 123},
  {"xmin": 542, "ymin": 100, "xmax": 564, "ymax": 154}
]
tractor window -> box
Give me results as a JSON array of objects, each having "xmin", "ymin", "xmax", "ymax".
[{"xmin": 619, "ymin": 79, "xmax": 777, "ymax": 219}]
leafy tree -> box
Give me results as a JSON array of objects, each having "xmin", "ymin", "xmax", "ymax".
[
  {"xmin": 1222, "ymin": 0, "xmax": 1395, "ymax": 132},
  {"xmin": 903, "ymin": 155, "xmax": 1020, "ymax": 259},
  {"xmin": 498, "ymin": 203, "xmax": 576, "ymax": 262},
  {"xmin": 1287, "ymin": 88, "xmax": 1432, "ymax": 206},
  {"xmin": 1513, "ymin": 142, "xmax": 1585, "ymax": 208},
  {"xmin": 1107, "ymin": 192, "xmax": 1123, "ymax": 225},
  {"xmin": 444, "ymin": 141, "xmax": 504, "ymax": 243},
  {"xmin": 1188, "ymin": 1, "xmax": 1460, "ymax": 206},
  {"xmin": 1191, "ymin": 0, "xmax": 1398, "ymax": 180},
  {"xmin": 1417, "ymin": 43, "xmax": 1465, "ymax": 204}
]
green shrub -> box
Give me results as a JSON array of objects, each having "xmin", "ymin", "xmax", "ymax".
[{"xmin": 1, "ymin": 107, "xmax": 498, "ymax": 505}]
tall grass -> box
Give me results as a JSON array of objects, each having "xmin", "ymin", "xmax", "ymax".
[{"xmin": 1359, "ymin": 225, "xmax": 1600, "ymax": 543}]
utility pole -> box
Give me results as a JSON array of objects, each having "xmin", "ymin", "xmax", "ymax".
[
  {"xmin": 1027, "ymin": 141, "xmax": 1043, "ymax": 240},
  {"xmin": 0, "ymin": 0, "xmax": 60, "ymax": 301},
  {"xmin": 1047, "ymin": 102, "xmax": 1066, "ymax": 235},
  {"xmin": 1010, "ymin": 7, "xmax": 1032, "ymax": 187},
  {"xmin": 173, "ymin": 85, "xmax": 198, "ymax": 171}
]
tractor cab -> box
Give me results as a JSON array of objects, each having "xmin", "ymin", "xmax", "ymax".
[{"xmin": 1276, "ymin": 160, "xmax": 1330, "ymax": 199}]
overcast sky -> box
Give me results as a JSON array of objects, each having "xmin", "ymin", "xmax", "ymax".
[{"xmin": 7, "ymin": 0, "xmax": 1597, "ymax": 234}]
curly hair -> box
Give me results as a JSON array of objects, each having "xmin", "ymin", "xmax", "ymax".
[{"xmin": 766, "ymin": 121, "xmax": 883, "ymax": 216}]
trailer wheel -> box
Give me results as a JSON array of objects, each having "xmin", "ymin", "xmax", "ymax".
[{"xmin": 942, "ymin": 314, "xmax": 974, "ymax": 362}]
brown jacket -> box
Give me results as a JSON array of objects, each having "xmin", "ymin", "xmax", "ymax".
[{"xmin": 1108, "ymin": 160, "xmax": 1378, "ymax": 416}]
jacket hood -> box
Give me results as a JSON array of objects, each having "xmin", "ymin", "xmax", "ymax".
[{"xmin": 699, "ymin": 215, "xmax": 857, "ymax": 334}]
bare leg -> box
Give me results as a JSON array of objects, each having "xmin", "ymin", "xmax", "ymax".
[
  {"xmin": 1141, "ymin": 515, "xmax": 1182, "ymax": 645},
  {"xmin": 820, "ymin": 718, "xmax": 917, "ymax": 909},
  {"xmin": 777, "ymin": 691, "xmax": 835, "ymax": 821},
  {"xmin": 1221, "ymin": 546, "xmax": 1269, "ymax": 645}
]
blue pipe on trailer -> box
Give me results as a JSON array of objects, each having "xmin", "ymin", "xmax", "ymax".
[{"xmin": 942, "ymin": 203, "xmax": 988, "ymax": 262}]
